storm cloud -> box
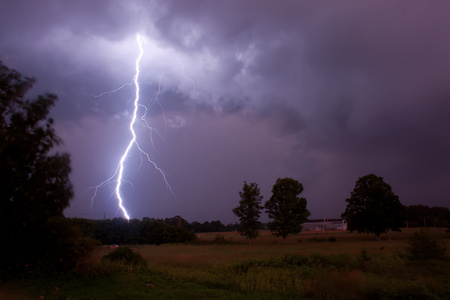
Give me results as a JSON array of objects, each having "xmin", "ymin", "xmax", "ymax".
[{"xmin": 1, "ymin": 1, "xmax": 449, "ymax": 223}]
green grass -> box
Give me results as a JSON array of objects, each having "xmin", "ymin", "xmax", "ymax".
[
  {"xmin": 1, "ymin": 271, "xmax": 267, "ymax": 300},
  {"xmin": 2, "ymin": 228, "xmax": 449, "ymax": 299}
]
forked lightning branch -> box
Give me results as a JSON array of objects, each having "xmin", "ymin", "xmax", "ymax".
[{"xmin": 91, "ymin": 34, "xmax": 173, "ymax": 220}]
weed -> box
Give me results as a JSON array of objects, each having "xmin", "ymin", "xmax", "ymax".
[
  {"xmin": 312, "ymin": 270, "xmax": 362, "ymax": 300},
  {"xmin": 406, "ymin": 231, "xmax": 447, "ymax": 261},
  {"xmin": 359, "ymin": 248, "xmax": 370, "ymax": 262},
  {"xmin": 102, "ymin": 247, "xmax": 147, "ymax": 267},
  {"xmin": 213, "ymin": 234, "xmax": 230, "ymax": 244},
  {"xmin": 308, "ymin": 237, "xmax": 327, "ymax": 242},
  {"xmin": 4, "ymin": 228, "xmax": 449, "ymax": 299}
]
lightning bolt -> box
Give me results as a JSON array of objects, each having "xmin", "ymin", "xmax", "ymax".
[
  {"xmin": 90, "ymin": 34, "xmax": 174, "ymax": 220},
  {"xmin": 112, "ymin": 34, "xmax": 144, "ymax": 220},
  {"xmin": 177, "ymin": 55, "xmax": 196, "ymax": 91},
  {"xmin": 89, "ymin": 81, "xmax": 133, "ymax": 98}
]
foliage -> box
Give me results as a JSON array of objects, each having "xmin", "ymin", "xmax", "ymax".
[
  {"xmin": 308, "ymin": 237, "xmax": 327, "ymax": 243},
  {"xmin": 102, "ymin": 247, "xmax": 147, "ymax": 267},
  {"xmin": 233, "ymin": 254, "xmax": 356, "ymax": 272},
  {"xmin": 71, "ymin": 215, "xmax": 239, "ymax": 235},
  {"xmin": 406, "ymin": 204, "xmax": 450, "ymax": 227},
  {"xmin": 189, "ymin": 220, "xmax": 230, "ymax": 232},
  {"xmin": 406, "ymin": 231, "xmax": 447, "ymax": 261},
  {"xmin": 67, "ymin": 217, "xmax": 197, "ymax": 245},
  {"xmin": 163, "ymin": 215, "xmax": 191, "ymax": 229},
  {"xmin": 212, "ymin": 234, "xmax": 230, "ymax": 244},
  {"xmin": 341, "ymin": 174, "xmax": 406, "ymax": 240},
  {"xmin": 264, "ymin": 178, "xmax": 310, "ymax": 243},
  {"xmin": 0, "ymin": 62, "xmax": 75, "ymax": 277},
  {"xmin": 233, "ymin": 181, "xmax": 264, "ymax": 244},
  {"xmin": 164, "ymin": 216, "xmax": 239, "ymax": 232}
]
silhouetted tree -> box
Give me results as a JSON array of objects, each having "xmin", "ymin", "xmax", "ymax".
[
  {"xmin": 341, "ymin": 174, "xmax": 406, "ymax": 240},
  {"xmin": 164, "ymin": 215, "xmax": 192, "ymax": 230},
  {"xmin": 210, "ymin": 220, "xmax": 227, "ymax": 232},
  {"xmin": 265, "ymin": 178, "xmax": 310, "ymax": 243},
  {"xmin": 233, "ymin": 181, "xmax": 263, "ymax": 244},
  {"xmin": 224, "ymin": 222, "xmax": 240, "ymax": 232},
  {"xmin": 189, "ymin": 220, "xmax": 226, "ymax": 232},
  {"xmin": 0, "ymin": 61, "xmax": 74, "ymax": 277}
]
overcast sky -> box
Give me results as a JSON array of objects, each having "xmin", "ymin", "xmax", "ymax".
[{"xmin": 1, "ymin": 1, "xmax": 449, "ymax": 223}]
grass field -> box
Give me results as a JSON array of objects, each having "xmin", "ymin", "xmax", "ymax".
[{"xmin": 1, "ymin": 228, "xmax": 449, "ymax": 299}]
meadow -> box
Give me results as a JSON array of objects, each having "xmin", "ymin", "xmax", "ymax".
[{"xmin": 1, "ymin": 228, "xmax": 449, "ymax": 299}]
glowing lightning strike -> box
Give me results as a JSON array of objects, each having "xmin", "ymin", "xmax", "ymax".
[
  {"xmin": 113, "ymin": 34, "xmax": 144, "ymax": 220},
  {"xmin": 90, "ymin": 34, "xmax": 174, "ymax": 220}
]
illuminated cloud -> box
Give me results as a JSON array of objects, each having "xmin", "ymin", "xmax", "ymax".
[{"xmin": 1, "ymin": 1, "xmax": 450, "ymax": 222}]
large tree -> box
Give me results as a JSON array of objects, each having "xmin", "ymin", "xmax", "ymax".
[
  {"xmin": 265, "ymin": 178, "xmax": 310, "ymax": 243},
  {"xmin": 341, "ymin": 174, "xmax": 406, "ymax": 240},
  {"xmin": 233, "ymin": 181, "xmax": 263, "ymax": 244},
  {"xmin": 0, "ymin": 62, "xmax": 74, "ymax": 276}
]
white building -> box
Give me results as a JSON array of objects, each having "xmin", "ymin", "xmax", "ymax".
[{"xmin": 302, "ymin": 219, "xmax": 347, "ymax": 231}]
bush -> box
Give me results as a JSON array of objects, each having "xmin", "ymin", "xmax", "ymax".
[
  {"xmin": 328, "ymin": 237, "xmax": 337, "ymax": 242},
  {"xmin": 359, "ymin": 248, "xmax": 370, "ymax": 262},
  {"xmin": 406, "ymin": 231, "xmax": 446, "ymax": 261},
  {"xmin": 102, "ymin": 247, "xmax": 147, "ymax": 267},
  {"xmin": 212, "ymin": 234, "xmax": 230, "ymax": 244},
  {"xmin": 307, "ymin": 237, "xmax": 327, "ymax": 243}
]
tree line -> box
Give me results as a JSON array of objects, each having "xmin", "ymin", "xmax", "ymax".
[
  {"xmin": 66, "ymin": 216, "xmax": 242, "ymax": 245},
  {"xmin": 405, "ymin": 205, "xmax": 450, "ymax": 228},
  {"xmin": 66, "ymin": 200, "xmax": 449, "ymax": 247},
  {"xmin": 66, "ymin": 201, "xmax": 448, "ymax": 248},
  {"xmin": 67, "ymin": 217, "xmax": 196, "ymax": 245},
  {"xmin": 163, "ymin": 217, "xmax": 241, "ymax": 232},
  {"xmin": 233, "ymin": 174, "xmax": 450, "ymax": 243}
]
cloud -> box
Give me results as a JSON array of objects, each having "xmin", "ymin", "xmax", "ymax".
[
  {"xmin": 167, "ymin": 115, "xmax": 187, "ymax": 129},
  {"xmin": 1, "ymin": 1, "xmax": 450, "ymax": 222}
]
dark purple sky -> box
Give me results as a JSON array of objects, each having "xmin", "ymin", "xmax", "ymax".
[{"xmin": 1, "ymin": 1, "xmax": 449, "ymax": 223}]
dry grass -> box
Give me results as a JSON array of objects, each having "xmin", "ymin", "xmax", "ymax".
[
  {"xmin": 92, "ymin": 227, "xmax": 448, "ymax": 268},
  {"xmin": 0, "ymin": 286, "xmax": 32, "ymax": 300},
  {"xmin": 3, "ymin": 228, "xmax": 448, "ymax": 299}
]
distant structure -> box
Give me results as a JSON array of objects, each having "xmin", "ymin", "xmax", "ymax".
[{"xmin": 303, "ymin": 219, "xmax": 347, "ymax": 231}]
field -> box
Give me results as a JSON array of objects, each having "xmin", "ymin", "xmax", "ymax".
[{"xmin": 1, "ymin": 228, "xmax": 449, "ymax": 299}]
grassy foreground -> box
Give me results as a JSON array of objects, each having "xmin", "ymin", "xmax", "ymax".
[{"xmin": 1, "ymin": 228, "xmax": 449, "ymax": 299}]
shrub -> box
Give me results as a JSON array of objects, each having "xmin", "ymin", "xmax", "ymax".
[
  {"xmin": 406, "ymin": 231, "xmax": 446, "ymax": 261},
  {"xmin": 312, "ymin": 270, "xmax": 362, "ymax": 299},
  {"xmin": 359, "ymin": 248, "xmax": 370, "ymax": 262},
  {"xmin": 328, "ymin": 237, "xmax": 337, "ymax": 242},
  {"xmin": 307, "ymin": 237, "xmax": 327, "ymax": 243},
  {"xmin": 102, "ymin": 247, "xmax": 147, "ymax": 267},
  {"xmin": 212, "ymin": 235, "xmax": 229, "ymax": 244}
]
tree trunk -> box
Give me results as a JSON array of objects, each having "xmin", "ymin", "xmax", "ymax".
[
  {"xmin": 249, "ymin": 238, "xmax": 252, "ymax": 245},
  {"xmin": 283, "ymin": 236, "xmax": 287, "ymax": 244}
]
